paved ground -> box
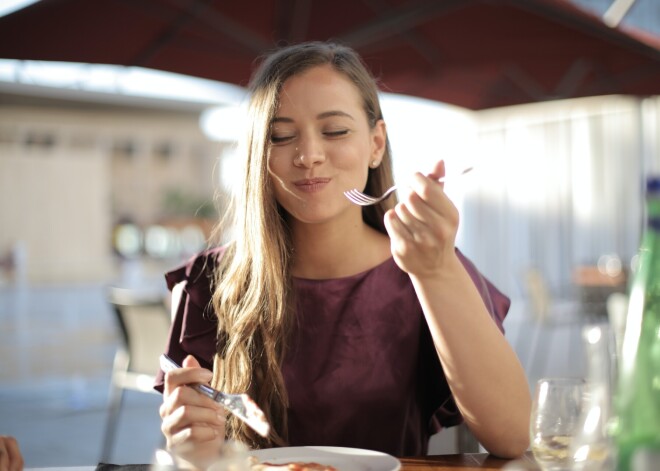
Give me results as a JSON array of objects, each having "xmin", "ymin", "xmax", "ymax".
[{"xmin": 0, "ymin": 280, "xmax": 588, "ymax": 467}]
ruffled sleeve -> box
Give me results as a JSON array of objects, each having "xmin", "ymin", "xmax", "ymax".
[
  {"xmin": 426, "ymin": 248, "xmax": 511, "ymax": 431},
  {"xmin": 153, "ymin": 247, "xmax": 223, "ymax": 392},
  {"xmin": 456, "ymin": 248, "xmax": 510, "ymax": 333}
]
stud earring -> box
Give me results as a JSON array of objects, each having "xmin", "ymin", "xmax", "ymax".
[{"xmin": 370, "ymin": 160, "xmax": 379, "ymax": 168}]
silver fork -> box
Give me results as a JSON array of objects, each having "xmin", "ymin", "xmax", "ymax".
[
  {"xmin": 159, "ymin": 354, "xmax": 270, "ymax": 437},
  {"xmin": 344, "ymin": 166, "xmax": 473, "ymax": 206}
]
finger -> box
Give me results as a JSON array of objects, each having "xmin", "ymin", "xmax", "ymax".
[
  {"xmin": 385, "ymin": 209, "xmax": 421, "ymax": 256},
  {"xmin": 407, "ymin": 173, "xmax": 459, "ymax": 228},
  {"xmin": 182, "ymin": 354, "xmax": 201, "ymax": 369},
  {"xmin": 165, "ymin": 413, "xmax": 225, "ymax": 449},
  {"xmin": 162, "ymin": 403, "xmax": 226, "ymax": 449},
  {"xmin": 6, "ymin": 438, "xmax": 23, "ymax": 471},
  {"xmin": 161, "ymin": 382, "xmax": 224, "ymax": 418},
  {"xmin": 427, "ymin": 159, "xmax": 446, "ymax": 182},
  {"xmin": 163, "ymin": 358, "xmax": 213, "ymax": 397},
  {"xmin": 384, "ymin": 207, "xmax": 413, "ymax": 241},
  {"xmin": 394, "ymin": 202, "xmax": 428, "ymax": 237},
  {"xmin": 409, "ymin": 172, "xmax": 448, "ymax": 206},
  {"xmin": 397, "ymin": 189, "xmax": 437, "ymax": 224},
  {"xmin": 0, "ymin": 439, "xmax": 8, "ymax": 471},
  {"xmin": 396, "ymin": 202, "xmax": 441, "ymax": 249},
  {"xmin": 163, "ymin": 402, "xmax": 226, "ymax": 436},
  {"xmin": 167, "ymin": 426, "xmax": 222, "ymax": 456},
  {"xmin": 0, "ymin": 437, "xmax": 22, "ymax": 471}
]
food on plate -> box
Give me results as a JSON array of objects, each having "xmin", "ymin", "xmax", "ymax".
[{"xmin": 249, "ymin": 457, "xmax": 338, "ymax": 471}]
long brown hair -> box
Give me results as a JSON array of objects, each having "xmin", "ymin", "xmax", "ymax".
[{"xmin": 210, "ymin": 41, "xmax": 397, "ymax": 448}]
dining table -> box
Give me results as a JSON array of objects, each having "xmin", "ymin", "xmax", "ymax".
[
  {"xmin": 399, "ymin": 452, "xmax": 536, "ymax": 470},
  {"xmin": 29, "ymin": 452, "xmax": 539, "ymax": 471}
]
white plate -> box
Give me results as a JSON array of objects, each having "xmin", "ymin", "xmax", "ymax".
[{"xmin": 250, "ymin": 446, "xmax": 401, "ymax": 471}]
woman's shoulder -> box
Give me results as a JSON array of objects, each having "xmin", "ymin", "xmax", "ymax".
[
  {"xmin": 161, "ymin": 245, "xmax": 230, "ymax": 328},
  {"xmin": 164, "ymin": 245, "xmax": 226, "ymax": 290}
]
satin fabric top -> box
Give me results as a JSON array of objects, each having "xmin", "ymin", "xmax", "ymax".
[{"xmin": 154, "ymin": 247, "xmax": 510, "ymax": 456}]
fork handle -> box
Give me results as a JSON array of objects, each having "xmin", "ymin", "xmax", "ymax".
[{"xmin": 159, "ymin": 354, "xmax": 218, "ymax": 397}]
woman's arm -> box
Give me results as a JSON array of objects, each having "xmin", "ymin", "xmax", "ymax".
[
  {"xmin": 384, "ymin": 161, "xmax": 531, "ymax": 458},
  {"xmin": 410, "ymin": 257, "xmax": 531, "ymax": 457}
]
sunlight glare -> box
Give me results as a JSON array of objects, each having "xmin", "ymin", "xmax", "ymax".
[
  {"xmin": 0, "ymin": 59, "xmax": 246, "ymax": 105},
  {"xmin": 571, "ymin": 115, "xmax": 594, "ymax": 221},
  {"xmin": 0, "ymin": 0, "xmax": 39, "ymax": 18}
]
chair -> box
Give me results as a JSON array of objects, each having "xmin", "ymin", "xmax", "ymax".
[
  {"xmin": 101, "ymin": 286, "xmax": 171, "ymax": 462},
  {"xmin": 455, "ymin": 422, "xmax": 480, "ymax": 453},
  {"xmin": 518, "ymin": 267, "xmax": 588, "ymax": 380}
]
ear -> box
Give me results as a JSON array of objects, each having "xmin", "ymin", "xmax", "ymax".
[{"xmin": 370, "ymin": 119, "xmax": 387, "ymax": 164}]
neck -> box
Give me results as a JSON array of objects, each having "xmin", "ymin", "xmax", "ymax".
[{"xmin": 290, "ymin": 218, "xmax": 391, "ymax": 279}]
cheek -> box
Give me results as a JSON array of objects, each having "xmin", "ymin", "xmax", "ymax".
[
  {"xmin": 267, "ymin": 154, "xmax": 296, "ymax": 205},
  {"xmin": 267, "ymin": 150, "xmax": 293, "ymax": 189},
  {"xmin": 268, "ymin": 176, "xmax": 290, "ymax": 213},
  {"xmin": 331, "ymin": 140, "xmax": 371, "ymax": 170}
]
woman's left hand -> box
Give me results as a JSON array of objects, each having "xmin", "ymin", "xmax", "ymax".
[
  {"xmin": 0, "ymin": 436, "xmax": 23, "ymax": 471},
  {"xmin": 384, "ymin": 160, "xmax": 460, "ymax": 278}
]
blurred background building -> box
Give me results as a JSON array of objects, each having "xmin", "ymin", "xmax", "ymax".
[{"xmin": 0, "ymin": 93, "xmax": 227, "ymax": 283}]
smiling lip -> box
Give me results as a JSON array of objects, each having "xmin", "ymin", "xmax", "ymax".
[{"xmin": 294, "ymin": 178, "xmax": 331, "ymax": 193}]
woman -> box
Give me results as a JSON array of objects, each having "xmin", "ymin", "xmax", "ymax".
[{"xmin": 156, "ymin": 41, "xmax": 530, "ymax": 468}]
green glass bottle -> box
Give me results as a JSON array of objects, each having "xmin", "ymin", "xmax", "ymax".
[{"xmin": 614, "ymin": 176, "xmax": 660, "ymax": 471}]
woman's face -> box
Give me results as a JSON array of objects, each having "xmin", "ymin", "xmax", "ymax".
[{"xmin": 267, "ymin": 64, "xmax": 386, "ymax": 226}]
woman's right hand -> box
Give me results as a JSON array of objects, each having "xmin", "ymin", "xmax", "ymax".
[{"xmin": 159, "ymin": 354, "xmax": 227, "ymax": 469}]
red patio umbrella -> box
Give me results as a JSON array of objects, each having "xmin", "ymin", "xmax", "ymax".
[{"xmin": 1, "ymin": 0, "xmax": 659, "ymax": 109}]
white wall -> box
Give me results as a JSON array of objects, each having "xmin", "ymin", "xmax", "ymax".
[{"xmin": 0, "ymin": 149, "xmax": 113, "ymax": 283}]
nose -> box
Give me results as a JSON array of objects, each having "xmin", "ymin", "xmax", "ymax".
[{"xmin": 295, "ymin": 134, "xmax": 325, "ymax": 168}]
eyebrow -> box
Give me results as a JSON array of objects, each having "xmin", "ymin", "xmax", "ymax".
[
  {"xmin": 318, "ymin": 110, "xmax": 354, "ymax": 120},
  {"xmin": 271, "ymin": 110, "xmax": 354, "ymax": 125}
]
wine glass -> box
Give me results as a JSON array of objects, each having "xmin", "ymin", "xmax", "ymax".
[
  {"xmin": 152, "ymin": 441, "xmax": 252, "ymax": 471},
  {"xmin": 570, "ymin": 324, "xmax": 617, "ymax": 471},
  {"xmin": 530, "ymin": 377, "xmax": 586, "ymax": 470}
]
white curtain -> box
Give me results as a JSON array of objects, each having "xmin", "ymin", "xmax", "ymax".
[{"xmin": 456, "ymin": 95, "xmax": 660, "ymax": 299}]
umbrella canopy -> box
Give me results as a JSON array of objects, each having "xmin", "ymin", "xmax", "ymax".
[{"xmin": 1, "ymin": 0, "xmax": 660, "ymax": 109}]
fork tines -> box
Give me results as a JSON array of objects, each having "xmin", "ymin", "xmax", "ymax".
[
  {"xmin": 343, "ymin": 189, "xmax": 382, "ymax": 205},
  {"xmin": 344, "ymin": 166, "xmax": 474, "ymax": 206},
  {"xmin": 344, "ymin": 185, "xmax": 398, "ymax": 206}
]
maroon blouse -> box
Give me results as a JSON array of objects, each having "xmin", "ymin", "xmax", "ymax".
[{"xmin": 154, "ymin": 247, "xmax": 510, "ymax": 457}]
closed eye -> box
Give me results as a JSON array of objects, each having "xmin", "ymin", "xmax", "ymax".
[
  {"xmin": 270, "ymin": 134, "xmax": 295, "ymax": 144},
  {"xmin": 324, "ymin": 129, "xmax": 349, "ymax": 138}
]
